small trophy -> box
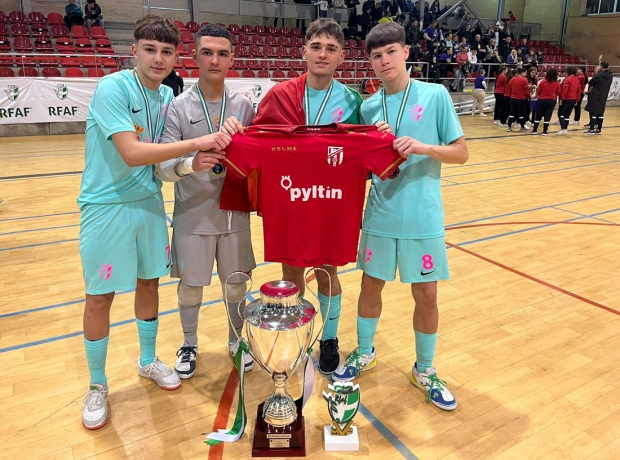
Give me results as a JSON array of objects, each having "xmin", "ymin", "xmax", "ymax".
[{"xmin": 322, "ymin": 382, "xmax": 361, "ymax": 452}]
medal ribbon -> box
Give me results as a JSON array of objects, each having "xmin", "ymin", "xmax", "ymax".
[
  {"xmin": 304, "ymin": 82, "xmax": 333, "ymax": 125},
  {"xmin": 381, "ymin": 80, "xmax": 411, "ymax": 136},
  {"xmin": 196, "ymin": 84, "xmax": 227, "ymax": 133},
  {"xmin": 133, "ymin": 68, "xmax": 162, "ymax": 143}
]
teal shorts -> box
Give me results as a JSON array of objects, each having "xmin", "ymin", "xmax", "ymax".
[
  {"xmin": 357, "ymin": 233, "xmax": 450, "ymax": 283},
  {"xmin": 79, "ymin": 192, "xmax": 171, "ymax": 295}
]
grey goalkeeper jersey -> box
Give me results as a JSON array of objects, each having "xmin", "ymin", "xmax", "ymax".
[{"xmin": 156, "ymin": 85, "xmax": 255, "ymax": 235}]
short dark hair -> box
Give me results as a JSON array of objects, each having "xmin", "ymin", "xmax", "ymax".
[
  {"xmin": 601, "ymin": 60, "xmax": 609, "ymax": 69},
  {"xmin": 566, "ymin": 65, "xmax": 577, "ymax": 75},
  {"xmin": 545, "ymin": 68, "xmax": 558, "ymax": 82},
  {"xmin": 134, "ymin": 15, "xmax": 180, "ymax": 47},
  {"xmin": 517, "ymin": 67, "xmax": 527, "ymax": 74},
  {"xmin": 195, "ymin": 24, "xmax": 233, "ymax": 50},
  {"xmin": 305, "ymin": 18, "xmax": 344, "ymax": 47},
  {"xmin": 365, "ymin": 22, "xmax": 405, "ymax": 54}
]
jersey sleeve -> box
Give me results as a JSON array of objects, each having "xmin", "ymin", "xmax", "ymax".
[
  {"xmin": 363, "ymin": 132, "xmax": 405, "ymax": 180},
  {"xmin": 91, "ymin": 77, "xmax": 136, "ymax": 140},
  {"xmin": 435, "ymin": 85, "xmax": 464, "ymax": 145},
  {"xmin": 223, "ymin": 133, "xmax": 256, "ymax": 178}
]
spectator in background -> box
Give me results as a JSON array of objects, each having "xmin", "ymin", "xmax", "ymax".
[
  {"xmin": 64, "ymin": 0, "xmax": 84, "ymax": 30},
  {"xmin": 516, "ymin": 38, "xmax": 529, "ymax": 55},
  {"xmin": 536, "ymin": 48, "xmax": 544, "ymax": 65},
  {"xmin": 571, "ymin": 66, "xmax": 588, "ymax": 125},
  {"xmin": 387, "ymin": 0, "xmax": 400, "ymax": 16},
  {"xmin": 316, "ymin": 0, "xmax": 329, "ymax": 18},
  {"xmin": 371, "ymin": 2, "xmax": 383, "ymax": 25},
  {"xmin": 379, "ymin": 9, "xmax": 394, "ymax": 23},
  {"xmin": 467, "ymin": 44, "xmax": 478, "ymax": 74},
  {"xmin": 442, "ymin": 32, "xmax": 453, "ymax": 51},
  {"xmin": 405, "ymin": 19, "xmax": 421, "ymax": 45},
  {"xmin": 556, "ymin": 66, "xmax": 580, "ymax": 135},
  {"xmin": 508, "ymin": 10, "xmax": 516, "ymax": 21},
  {"xmin": 162, "ymin": 69, "xmax": 184, "ymax": 97},
  {"xmin": 358, "ymin": 5, "xmax": 373, "ymax": 37},
  {"xmin": 423, "ymin": 19, "xmax": 438, "ymax": 50},
  {"xmin": 461, "ymin": 23, "xmax": 473, "ymax": 44},
  {"xmin": 472, "ymin": 34, "xmax": 484, "ymax": 63},
  {"xmin": 531, "ymin": 68, "xmax": 561, "ymax": 135},
  {"xmin": 332, "ymin": 0, "xmax": 345, "ymax": 22},
  {"xmin": 499, "ymin": 36, "xmax": 512, "ymax": 60},
  {"xmin": 584, "ymin": 60, "xmax": 613, "ymax": 135},
  {"xmin": 411, "ymin": 1, "xmax": 421, "ymax": 21},
  {"xmin": 273, "ymin": 0, "xmax": 285, "ymax": 27},
  {"xmin": 472, "ymin": 68, "xmax": 487, "ymax": 116},
  {"xmin": 438, "ymin": 46, "xmax": 452, "ymax": 80},
  {"xmin": 84, "ymin": 0, "xmax": 104, "ymax": 31},
  {"xmin": 439, "ymin": 21, "xmax": 449, "ymax": 40},
  {"xmin": 451, "ymin": 45, "xmax": 469, "ymax": 91},
  {"xmin": 506, "ymin": 49, "xmax": 517, "ymax": 67},
  {"xmin": 493, "ymin": 65, "xmax": 508, "ymax": 125},
  {"xmin": 458, "ymin": 12, "xmax": 472, "ymax": 31},
  {"xmin": 430, "ymin": 0, "xmax": 440, "ymax": 19}
]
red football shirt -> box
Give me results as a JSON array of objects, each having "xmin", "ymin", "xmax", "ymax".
[{"xmin": 223, "ymin": 123, "xmax": 404, "ymax": 267}]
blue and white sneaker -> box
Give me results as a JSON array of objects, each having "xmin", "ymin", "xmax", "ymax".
[
  {"xmin": 411, "ymin": 363, "xmax": 457, "ymax": 411},
  {"xmin": 332, "ymin": 348, "xmax": 376, "ymax": 382}
]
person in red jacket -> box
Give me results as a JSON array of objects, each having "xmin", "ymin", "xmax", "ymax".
[
  {"xmin": 556, "ymin": 66, "xmax": 580, "ymax": 135},
  {"xmin": 571, "ymin": 66, "xmax": 588, "ymax": 125},
  {"xmin": 450, "ymin": 46, "xmax": 469, "ymax": 92},
  {"xmin": 493, "ymin": 66, "xmax": 508, "ymax": 126},
  {"xmin": 506, "ymin": 67, "xmax": 530, "ymax": 132},
  {"xmin": 531, "ymin": 68, "xmax": 561, "ymax": 135}
]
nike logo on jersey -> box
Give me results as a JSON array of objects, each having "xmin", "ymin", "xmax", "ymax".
[
  {"xmin": 421, "ymin": 269, "xmax": 437, "ymax": 276},
  {"xmin": 132, "ymin": 107, "xmax": 142, "ymax": 113},
  {"xmin": 190, "ymin": 118, "xmax": 205, "ymax": 125}
]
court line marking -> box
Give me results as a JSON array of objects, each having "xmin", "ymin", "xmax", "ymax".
[
  {"xmin": 443, "ymin": 158, "xmax": 620, "ymax": 186},
  {"xmin": 0, "ymin": 223, "xmax": 79, "ymax": 237},
  {"xmin": 0, "ymin": 170, "xmax": 83, "ymax": 181},
  {"xmin": 445, "ymin": 240, "xmax": 620, "ymax": 316},
  {"xmin": 463, "ymin": 124, "xmax": 620, "ymax": 141}
]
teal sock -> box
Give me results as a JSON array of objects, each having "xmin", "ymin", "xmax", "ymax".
[
  {"xmin": 319, "ymin": 292, "xmax": 341, "ymax": 341},
  {"xmin": 136, "ymin": 318, "xmax": 159, "ymax": 367},
  {"xmin": 357, "ymin": 316, "xmax": 379, "ymax": 355},
  {"xmin": 84, "ymin": 335, "xmax": 109, "ymax": 386},
  {"xmin": 415, "ymin": 330, "xmax": 438, "ymax": 373}
]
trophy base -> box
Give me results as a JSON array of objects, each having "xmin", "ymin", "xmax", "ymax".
[
  {"xmin": 324, "ymin": 426, "xmax": 360, "ymax": 451},
  {"xmin": 252, "ymin": 400, "xmax": 306, "ymax": 457}
]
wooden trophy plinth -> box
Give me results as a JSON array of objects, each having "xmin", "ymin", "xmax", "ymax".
[{"xmin": 252, "ymin": 399, "xmax": 306, "ymax": 457}]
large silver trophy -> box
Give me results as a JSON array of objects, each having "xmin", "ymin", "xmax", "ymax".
[{"xmin": 221, "ymin": 269, "xmax": 330, "ymax": 457}]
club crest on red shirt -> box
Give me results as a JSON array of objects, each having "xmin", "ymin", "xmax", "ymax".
[{"xmin": 328, "ymin": 146, "xmax": 344, "ymax": 167}]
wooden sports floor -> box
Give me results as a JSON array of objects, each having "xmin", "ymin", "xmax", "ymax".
[{"xmin": 1, "ymin": 109, "xmax": 620, "ymax": 460}]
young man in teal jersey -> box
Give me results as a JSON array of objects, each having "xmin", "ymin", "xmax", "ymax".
[
  {"xmin": 78, "ymin": 15, "xmax": 231, "ymax": 430},
  {"xmin": 332, "ymin": 23, "xmax": 469, "ymax": 412}
]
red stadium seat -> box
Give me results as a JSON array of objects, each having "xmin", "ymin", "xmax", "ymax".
[
  {"xmin": 254, "ymin": 25, "xmax": 266, "ymax": 36},
  {"xmin": 235, "ymin": 44, "xmax": 250, "ymax": 57},
  {"xmin": 290, "ymin": 36, "xmax": 302, "ymax": 47},
  {"xmin": 278, "ymin": 27, "xmax": 290, "ymax": 36},
  {"xmin": 32, "ymin": 28, "xmax": 50, "ymax": 38},
  {"xmin": 265, "ymin": 35, "xmax": 277, "ymax": 46},
  {"xmin": 0, "ymin": 11, "xmax": 7, "ymax": 23},
  {"xmin": 47, "ymin": 12, "xmax": 64, "ymax": 25},
  {"xmin": 263, "ymin": 45, "xmax": 277, "ymax": 57},
  {"xmin": 248, "ymin": 44, "xmax": 260, "ymax": 56},
  {"xmin": 252, "ymin": 34, "xmax": 265, "ymax": 45},
  {"xmin": 9, "ymin": 11, "xmax": 27, "ymax": 23},
  {"xmin": 0, "ymin": 67, "xmax": 15, "ymax": 77},
  {"xmin": 182, "ymin": 57, "xmax": 198, "ymax": 69},
  {"xmin": 56, "ymin": 39, "xmax": 75, "ymax": 53},
  {"xmin": 247, "ymin": 59, "xmax": 261, "ymax": 70},
  {"xmin": 257, "ymin": 69, "xmax": 269, "ymax": 78},
  {"xmin": 239, "ymin": 33, "xmax": 251, "ymax": 45},
  {"xmin": 95, "ymin": 38, "xmax": 114, "ymax": 54},
  {"xmin": 290, "ymin": 47, "xmax": 302, "ymax": 58},
  {"xmin": 226, "ymin": 69, "xmax": 240, "ymax": 78},
  {"xmin": 191, "ymin": 69, "xmax": 200, "ymax": 77},
  {"xmin": 176, "ymin": 42, "xmax": 188, "ymax": 56},
  {"xmin": 180, "ymin": 30, "xmax": 193, "ymax": 44},
  {"xmin": 200, "ymin": 22, "xmax": 210, "ymax": 27},
  {"xmin": 0, "ymin": 36, "xmax": 10, "ymax": 52},
  {"xmin": 291, "ymin": 59, "xmax": 305, "ymax": 71},
  {"xmin": 266, "ymin": 26, "xmax": 277, "ymax": 36},
  {"xmin": 51, "ymin": 24, "xmax": 70, "ymax": 37},
  {"xmin": 34, "ymin": 38, "xmax": 54, "ymax": 53},
  {"xmin": 241, "ymin": 69, "xmax": 255, "ymax": 77},
  {"xmin": 276, "ymin": 45, "xmax": 288, "ymax": 57},
  {"xmin": 39, "ymin": 57, "xmax": 59, "ymax": 66},
  {"xmin": 29, "ymin": 11, "xmax": 46, "ymax": 26},
  {"xmin": 81, "ymin": 56, "xmax": 101, "ymax": 67},
  {"xmin": 174, "ymin": 20, "xmax": 186, "ymax": 31},
  {"xmin": 278, "ymin": 35, "xmax": 290, "ymax": 46},
  {"xmin": 333, "ymin": 71, "xmax": 340, "ymax": 79},
  {"xmin": 273, "ymin": 69, "xmax": 285, "ymax": 79},
  {"xmin": 75, "ymin": 37, "xmax": 94, "ymax": 53},
  {"xmin": 19, "ymin": 67, "xmax": 39, "ymax": 77},
  {"xmin": 173, "ymin": 59, "xmax": 183, "ymax": 69},
  {"xmin": 186, "ymin": 21, "xmax": 199, "ymax": 32},
  {"xmin": 13, "ymin": 36, "xmax": 33, "ymax": 52},
  {"xmin": 65, "ymin": 67, "xmax": 84, "ymax": 77},
  {"xmin": 101, "ymin": 58, "xmax": 117, "ymax": 68},
  {"xmin": 291, "ymin": 27, "xmax": 302, "ymax": 36},
  {"xmin": 11, "ymin": 23, "xmax": 30, "ymax": 36},
  {"xmin": 0, "ymin": 24, "xmax": 7, "ymax": 36},
  {"xmin": 42, "ymin": 67, "xmax": 61, "ymax": 77},
  {"xmin": 87, "ymin": 67, "xmax": 104, "ymax": 77},
  {"xmin": 233, "ymin": 58, "xmax": 247, "ymax": 69},
  {"xmin": 241, "ymin": 24, "xmax": 252, "ymax": 34},
  {"xmin": 89, "ymin": 26, "xmax": 107, "ymax": 39},
  {"xmin": 341, "ymin": 70, "xmax": 353, "ymax": 84},
  {"xmin": 188, "ymin": 42, "xmax": 195, "ymax": 54},
  {"xmin": 287, "ymin": 70, "xmax": 300, "ymax": 78},
  {"xmin": 16, "ymin": 56, "xmax": 36, "ymax": 66},
  {"xmin": 71, "ymin": 25, "xmax": 89, "ymax": 39},
  {"xmin": 228, "ymin": 23, "xmax": 240, "ymax": 34},
  {"xmin": 60, "ymin": 57, "xmax": 80, "ymax": 67},
  {"xmin": 177, "ymin": 69, "xmax": 189, "ymax": 78}
]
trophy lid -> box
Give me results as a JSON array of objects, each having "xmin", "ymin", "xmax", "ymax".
[{"xmin": 244, "ymin": 281, "xmax": 316, "ymax": 331}]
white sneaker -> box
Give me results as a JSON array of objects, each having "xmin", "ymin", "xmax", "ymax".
[
  {"xmin": 552, "ymin": 120, "xmax": 561, "ymax": 125},
  {"xmin": 229, "ymin": 339, "xmax": 254, "ymax": 372},
  {"xmin": 411, "ymin": 364, "xmax": 457, "ymax": 411},
  {"xmin": 174, "ymin": 343, "xmax": 198, "ymax": 379},
  {"xmin": 569, "ymin": 120, "xmax": 578, "ymax": 125},
  {"xmin": 137, "ymin": 357, "xmax": 181, "ymax": 390},
  {"xmin": 479, "ymin": 113, "xmax": 487, "ymax": 117},
  {"xmin": 493, "ymin": 120, "xmax": 500, "ymax": 125},
  {"xmin": 499, "ymin": 123, "xmax": 507, "ymax": 127},
  {"xmin": 556, "ymin": 130, "xmax": 568, "ymax": 135},
  {"xmin": 332, "ymin": 348, "xmax": 377, "ymax": 382},
  {"xmin": 82, "ymin": 384, "xmax": 108, "ymax": 430},
  {"xmin": 524, "ymin": 122, "xmax": 531, "ymax": 129}
]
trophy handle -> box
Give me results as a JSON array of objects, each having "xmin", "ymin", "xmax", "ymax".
[
  {"xmin": 223, "ymin": 270, "xmax": 253, "ymax": 344},
  {"xmin": 303, "ymin": 267, "xmax": 331, "ymax": 351}
]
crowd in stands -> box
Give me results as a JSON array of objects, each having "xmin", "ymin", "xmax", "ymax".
[{"xmin": 64, "ymin": 0, "xmax": 104, "ymax": 32}]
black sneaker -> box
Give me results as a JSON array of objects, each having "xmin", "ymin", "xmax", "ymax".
[
  {"xmin": 174, "ymin": 344, "xmax": 197, "ymax": 379},
  {"xmin": 583, "ymin": 130, "xmax": 596, "ymax": 135},
  {"xmin": 319, "ymin": 338, "xmax": 340, "ymax": 374},
  {"xmin": 595, "ymin": 130, "xmax": 602, "ymax": 135}
]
